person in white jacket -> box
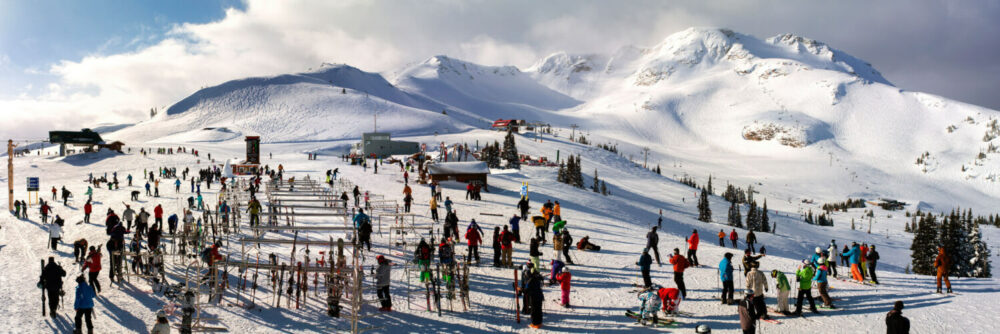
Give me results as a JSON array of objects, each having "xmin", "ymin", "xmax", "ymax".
[
  {"xmin": 49, "ymin": 218, "xmax": 63, "ymax": 251},
  {"xmin": 745, "ymin": 263, "xmax": 770, "ymax": 320},
  {"xmin": 827, "ymin": 241, "xmax": 839, "ymax": 277},
  {"xmin": 150, "ymin": 310, "xmax": 170, "ymax": 334}
]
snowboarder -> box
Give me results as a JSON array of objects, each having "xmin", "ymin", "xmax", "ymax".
[
  {"xmin": 793, "ymin": 260, "xmax": 818, "ymax": 315},
  {"xmin": 771, "ymin": 269, "xmax": 791, "ymax": 315},
  {"xmin": 719, "ymin": 253, "xmax": 735, "ymax": 304},
  {"xmin": 866, "ymin": 245, "xmax": 880, "ymax": 284},
  {"xmin": 638, "ymin": 249, "xmax": 653, "ymax": 288},
  {"xmin": 646, "ymin": 227, "xmax": 661, "ymax": 265},
  {"xmin": 886, "ymin": 301, "xmax": 910, "ymax": 334},
  {"xmin": 42, "ymin": 257, "xmax": 66, "ymax": 316},
  {"xmin": 746, "ymin": 262, "xmax": 769, "ymax": 320},
  {"xmin": 687, "ymin": 229, "xmax": 700, "ymax": 266},
  {"xmin": 935, "ymin": 247, "xmax": 952, "ymax": 294},
  {"xmin": 668, "ymin": 248, "xmax": 689, "ymax": 298},
  {"xmin": 375, "ymin": 255, "xmax": 393, "ymax": 311},
  {"xmin": 73, "ymin": 275, "xmax": 96, "ymax": 334}
]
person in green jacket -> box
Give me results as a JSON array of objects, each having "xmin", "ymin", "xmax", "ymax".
[
  {"xmin": 771, "ymin": 269, "xmax": 791, "ymax": 315},
  {"xmin": 793, "ymin": 260, "xmax": 818, "ymax": 315}
]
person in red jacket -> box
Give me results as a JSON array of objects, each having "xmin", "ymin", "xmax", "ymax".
[
  {"xmin": 82, "ymin": 246, "xmax": 103, "ymax": 293},
  {"xmin": 555, "ymin": 268, "xmax": 572, "ymax": 308},
  {"xmin": 153, "ymin": 204, "xmax": 164, "ymax": 229},
  {"xmin": 668, "ymin": 248, "xmax": 689, "ymax": 298},
  {"xmin": 729, "ymin": 229, "xmax": 738, "ymax": 248},
  {"xmin": 686, "ymin": 229, "xmax": 700, "ymax": 267},
  {"xmin": 465, "ymin": 222, "xmax": 483, "ymax": 265},
  {"xmin": 500, "ymin": 226, "xmax": 514, "ymax": 267},
  {"xmin": 83, "ymin": 200, "xmax": 93, "ymax": 224},
  {"xmin": 657, "ymin": 286, "xmax": 683, "ymax": 314}
]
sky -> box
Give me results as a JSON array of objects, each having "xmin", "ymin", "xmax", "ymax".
[{"xmin": 1, "ymin": 0, "xmax": 999, "ymax": 140}]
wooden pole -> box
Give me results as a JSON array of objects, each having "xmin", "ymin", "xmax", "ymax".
[{"xmin": 7, "ymin": 140, "xmax": 13, "ymax": 211}]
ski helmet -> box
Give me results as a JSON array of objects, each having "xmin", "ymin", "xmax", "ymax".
[
  {"xmin": 815, "ymin": 247, "xmax": 822, "ymax": 253},
  {"xmin": 695, "ymin": 324, "xmax": 712, "ymax": 333}
]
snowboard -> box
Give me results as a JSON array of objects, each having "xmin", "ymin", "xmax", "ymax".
[{"xmin": 625, "ymin": 310, "xmax": 675, "ymax": 326}]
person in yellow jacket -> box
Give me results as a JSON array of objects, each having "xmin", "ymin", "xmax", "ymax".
[{"xmin": 429, "ymin": 196, "xmax": 439, "ymax": 222}]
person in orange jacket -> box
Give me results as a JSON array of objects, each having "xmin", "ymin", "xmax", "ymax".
[
  {"xmin": 554, "ymin": 268, "xmax": 572, "ymax": 307},
  {"xmin": 935, "ymin": 247, "xmax": 952, "ymax": 294},
  {"xmin": 553, "ymin": 201, "xmax": 562, "ymax": 222},
  {"xmin": 718, "ymin": 229, "xmax": 726, "ymax": 247},
  {"xmin": 686, "ymin": 229, "xmax": 700, "ymax": 266},
  {"xmin": 668, "ymin": 248, "xmax": 689, "ymax": 298}
]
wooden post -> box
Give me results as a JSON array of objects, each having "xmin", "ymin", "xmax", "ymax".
[{"xmin": 7, "ymin": 140, "xmax": 13, "ymax": 211}]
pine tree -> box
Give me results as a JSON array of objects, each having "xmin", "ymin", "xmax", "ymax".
[
  {"xmin": 557, "ymin": 162, "xmax": 566, "ymax": 183},
  {"xmin": 573, "ymin": 155, "xmax": 584, "ymax": 188},
  {"xmin": 727, "ymin": 202, "xmax": 741, "ymax": 226},
  {"xmin": 707, "ymin": 175, "xmax": 714, "ymax": 195},
  {"xmin": 600, "ymin": 181, "xmax": 608, "ymax": 196},
  {"xmin": 939, "ymin": 215, "xmax": 970, "ymax": 276},
  {"xmin": 746, "ymin": 185, "xmax": 755, "ymax": 206},
  {"xmin": 760, "ymin": 199, "xmax": 770, "ymax": 232},
  {"xmin": 746, "ymin": 201, "xmax": 759, "ymax": 231},
  {"xmin": 592, "ymin": 169, "xmax": 600, "ymax": 193},
  {"xmin": 697, "ymin": 188, "xmax": 712, "ymax": 222},
  {"xmin": 968, "ymin": 222, "xmax": 993, "ymax": 278},
  {"xmin": 655, "ymin": 165, "xmax": 661, "ymax": 174},
  {"xmin": 911, "ymin": 215, "xmax": 939, "ymax": 275},
  {"xmin": 502, "ymin": 127, "xmax": 520, "ymax": 169},
  {"xmin": 850, "ymin": 218, "xmax": 854, "ymax": 230}
]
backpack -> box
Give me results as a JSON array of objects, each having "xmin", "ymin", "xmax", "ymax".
[{"xmin": 200, "ymin": 248, "xmax": 212, "ymax": 263}]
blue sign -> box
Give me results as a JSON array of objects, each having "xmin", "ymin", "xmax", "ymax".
[
  {"xmin": 26, "ymin": 177, "xmax": 39, "ymax": 191},
  {"xmin": 520, "ymin": 185, "xmax": 527, "ymax": 197}
]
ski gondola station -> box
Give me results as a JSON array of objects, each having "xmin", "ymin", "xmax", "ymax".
[{"xmin": 4, "ymin": 3, "xmax": 1000, "ymax": 333}]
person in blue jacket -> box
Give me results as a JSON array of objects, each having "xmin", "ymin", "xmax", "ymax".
[
  {"xmin": 353, "ymin": 209, "xmax": 370, "ymax": 229},
  {"xmin": 638, "ymin": 249, "xmax": 653, "ymax": 288},
  {"xmin": 810, "ymin": 247, "xmax": 824, "ymax": 268},
  {"xmin": 719, "ymin": 252, "xmax": 735, "ymax": 304},
  {"xmin": 814, "ymin": 262, "xmax": 834, "ymax": 308},
  {"xmin": 74, "ymin": 275, "xmax": 97, "ymax": 334},
  {"xmin": 842, "ymin": 242, "xmax": 863, "ymax": 282}
]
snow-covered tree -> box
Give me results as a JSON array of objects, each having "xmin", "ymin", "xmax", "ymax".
[
  {"xmin": 968, "ymin": 222, "xmax": 992, "ymax": 278},
  {"xmin": 760, "ymin": 199, "xmax": 770, "ymax": 232},
  {"xmin": 911, "ymin": 215, "xmax": 939, "ymax": 275},
  {"xmin": 592, "ymin": 169, "xmax": 600, "ymax": 193},
  {"xmin": 502, "ymin": 127, "xmax": 520, "ymax": 169},
  {"xmin": 727, "ymin": 201, "xmax": 742, "ymax": 227},
  {"xmin": 746, "ymin": 201, "xmax": 759, "ymax": 231}
]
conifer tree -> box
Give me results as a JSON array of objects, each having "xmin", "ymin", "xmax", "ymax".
[
  {"xmin": 727, "ymin": 201, "xmax": 741, "ymax": 226},
  {"xmin": 760, "ymin": 199, "xmax": 770, "ymax": 232},
  {"xmin": 939, "ymin": 215, "xmax": 970, "ymax": 276},
  {"xmin": 697, "ymin": 188, "xmax": 712, "ymax": 222},
  {"xmin": 911, "ymin": 215, "xmax": 939, "ymax": 275},
  {"xmin": 968, "ymin": 222, "xmax": 992, "ymax": 278},
  {"xmin": 592, "ymin": 169, "xmax": 600, "ymax": 193},
  {"xmin": 502, "ymin": 127, "xmax": 520, "ymax": 168},
  {"xmin": 600, "ymin": 181, "xmax": 608, "ymax": 196},
  {"xmin": 707, "ymin": 175, "xmax": 714, "ymax": 195},
  {"xmin": 557, "ymin": 162, "xmax": 566, "ymax": 183},
  {"xmin": 746, "ymin": 201, "xmax": 759, "ymax": 231}
]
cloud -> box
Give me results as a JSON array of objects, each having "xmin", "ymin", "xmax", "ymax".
[{"xmin": 2, "ymin": 0, "xmax": 999, "ymax": 140}]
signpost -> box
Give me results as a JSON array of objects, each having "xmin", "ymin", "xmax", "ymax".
[{"xmin": 26, "ymin": 177, "xmax": 39, "ymax": 206}]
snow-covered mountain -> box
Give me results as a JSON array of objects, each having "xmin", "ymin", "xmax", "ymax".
[{"xmin": 105, "ymin": 27, "xmax": 1000, "ymax": 211}]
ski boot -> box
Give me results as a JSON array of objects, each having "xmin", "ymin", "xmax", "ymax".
[{"xmin": 947, "ymin": 287, "xmax": 953, "ymax": 294}]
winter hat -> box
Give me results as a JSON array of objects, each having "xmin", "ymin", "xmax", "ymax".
[
  {"xmin": 156, "ymin": 310, "xmax": 167, "ymax": 318},
  {"xmin": 770, "ymin": 269, "xmax": 779, "ymax": 277},
  {"xmin": 802, "ymin": 259, "xmax": 810, "ymax": 265},
  {"xmin": 893, "ymin": 301, "xmax": 904, "ymax": 311},
  {"xmin": 562, "ymin": 268, "xmax": 570, "ymax": 274}
]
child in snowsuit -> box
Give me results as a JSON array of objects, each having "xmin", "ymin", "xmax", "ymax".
[
  {"xmin": 637, "ymin": 288, "xmax": 661, "ymax": 325},
  {"xmin": 658, "ymin": 287, "xmax": 682, "ymax": 315},
  {"xmin": 554, "ymin": 268, "xmax": 572, "ymax": 307}
]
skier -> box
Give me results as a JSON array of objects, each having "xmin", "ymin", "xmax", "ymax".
[
  {"xmin": 646, "ymin": 227, "xmax": 661, "ymax": 265},
  {"xmin": 742, "ymin": 249, "xmax": 764, "ymax": 276},
  {"xmin": 687, "ymin": 229, "xmax": 700, "ymax": 266},
  {"xmin": 814, "ymin": 261, "xmax": 834, "ymax": 309},
  {"xmin": 444, "ymin": 197, "xmax": 453, "ymax": 214},
  {"xmin": 415, "ymin": 238, "xmax": 433, "ymax": 282},
  {"xmin": 85, "ymin": 186, "xmax": 93, "ymax": 202},
  {"xmin": 517, "ymin": 196, "xmax": 530, "ymax": 220},
  {"xmin": 375, "ymin": 255, "xmax": 393, "ymax": 311},
  {"xmin": 247, "ymin": 198, "xmax": 261, "ymax": 227},
  {"xmin": 465, "ymin": 220, "xmax": 483, "ymax": 265},
  {"xmin": 668, "ymin": 248, "xmax": 689, "ymax": 298},
  {"xmin": 560, "ymin": 228, "xmax": 574, "ymax": 265},
  {"xmin": 82, "ymin": 246, "xmax": 102, "ymax": 294},
  {"xmin": 935, "ymin": 247, "xmax": 952, "ymax": 293},
  {"xmin": 72, "ymin": 239, "xmax": 89, "ymax": 264},
  {"xmin": 745, "ymin": 262, "xmax": 769, "ymax": 320},
  {"xmin": 576, "ymin": 235, "xmax": 601, "ymax": 251},
  {"xmin": 153, "ymin": 204, "xmax": 164, "ymax": 229},
  {"xmin": 553, "ymin": 201, "xmax": 561, "ymax": 222},
  {"xmin": 886, "ymin": 301, "xmax": 910, "ymax": 334},
  {"xmin": 83, "ymin": 200, "xmax": 92, "ymax": 224},
  {"xmin": 827, "ymin": 241, "xmax": 839, "ymax": 278},
  {"xmin": 842, "ymin": 242, "xmax": 863, "ymax": 283},
  {"xmin": 49, "ymin": 219, "xmax": 64, "ymax": 251},
  {"xmin": 403, "ymin": 193, "xmax": 412, "ymax": 213},
  {"xmin": 438, "ymin": 238, "xmax": 455, "ymax": 283},
  {"xmin": 429, "ymin": 196, "xmax": 439, "ymax": 222},
  {"xmin": 352, "ymin": 186, "xmax": 361, "ymax": 207},
  {"xmin": 738, "ymin": 293, "xmax": 757, "ymax": 334},
  {"xmin": 40, "ymin": 201, "xmax": 51, "ymax": 223},
  {"xmin": 533, "ymin": 215, "xmax": 546, "ymax": 243},
  {"xmin": 719, "ymin": 253, "xmax": 735, "ymax": 304},
  {"xmin": 145, "ymin": 182, "xmax": 151, "ymax": 196},
  {"xmin": 554, "ymin": 267, "xmax": 571, "ymax": 308},
  {"xmin": 73, "ymin": 275, "xmax": 96, "ymax": 334},
  {"xmin": 509, "ymin": 214, "xmax": 521, "ymax": 243},
  {"xmin": 500, "ymin": 225, "xmax": 514, "ymax": 267},
  {"xmin": 636, "ymin": 286, "xmax": 661, "ymax": 325},
  {"xmin": 793, "ymin": 260, "xmax": 818, "ymax": 315},
  {"xmin": 810, "ymin": 247, "xmax": 824, "ymax": 268},
  {"xmin": 746, "ymin": 230, "xmax": 757, "ymax": 253},
  {"xmin": 174, "ymin": 179, "xmax": 181, "ymax": 192},
  {"xmin": 771, "ymin": 269, "xmax": 791, "ymax": 315},
  {"xmin": 122, "ymin": 205, "xmax": 135, "ymax": 230},
  {"xmin": 525, "ymin": 269, "xmax": 545, "ymax": 328},
  {"xmin": 657, "ymin": 286, "xmax": 683, "ymax": 315},
  {"xmin": 529, "ymin": 236, "xmax": 541, "ymax": 270},
  {"xmin": 866, "ymin": 245, "xmax": 880, "ymax": 284},
  {"xmin": 718, "ymin": 229, "xmax": 726, "ymax": 247},
  {"xmin": 730, "ymin": 229, "xmax": 738, "ymax": 248},
  {"xmin": 638, "ymin": 249, "xmax": 653, "ymax": 288},
  {"xmin": 42, "ymin": 257, "xmax": 66, "ymax": 316},
  {"xmin": 356, "ymin": 210, "xmax": 373, "ymax": 252},
  {"xmin": 150, "ymin": 310, "xmax": 170, "ymax": 334},
  {"xmin": 62, "ymin": 186, "xmax": 71, "ymax": 206},
  {"xmin": 167, "ymin": 214, "xmax": 178, "ymax": 235},
  {"xmin": 492, "ymin": 227, "xmax": 502, "ymax": 267}
]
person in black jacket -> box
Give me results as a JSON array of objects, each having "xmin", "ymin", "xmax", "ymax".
[
  {"xmin": 560, "ymin": 229, "xmax": 574, "ymax": 265},
  {"xmin": 886, "ymin": 300, "xmax": 910, "ymax": 334},
  {"xmin": 42, "ymin": 257, "xmax": 66, "ymax": 316},
  {"xmin": 517, "ymin": 197, "xmax": 530, "ymax": 220},
  {"xmin": 519, "ymin": 263, "xmax": 534, "ymax": 314},
  {"xmin": 646, "ymin": 227, "xmax": 661, "ymax": 265},
  {"xmin": 867, "ymin": 245, "xmax": 880, "ymax": 284},
  {"xmin": 492, "ymin": 227, "xmax": 502, "ymax": 268},
  {"xmin": 525, "ymin": 269, "xmax": 545, "ymax": 328}
]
